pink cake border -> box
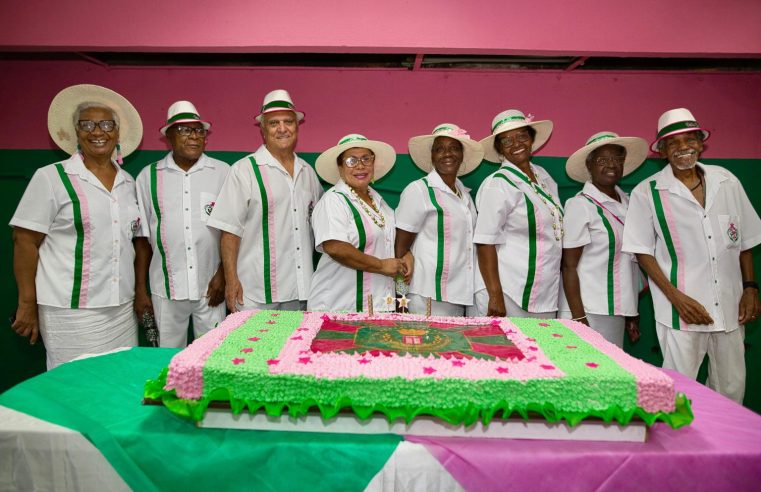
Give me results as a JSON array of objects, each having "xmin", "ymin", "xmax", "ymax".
[
  {"xmin": 269, "ymin": 312, "xmax": 565, "ymax": 381},
  {"xmin": 165, "ymin": 310, "xmax": 258, "ymax": 399},
  {"xmin": 557, "ymin": 319, "xmax": 676, "ymax": 412}
]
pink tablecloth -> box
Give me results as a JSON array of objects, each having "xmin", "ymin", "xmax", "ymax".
[{"xmin": 409, "ymin": 370, "xmax": 761, "ymax": 491}]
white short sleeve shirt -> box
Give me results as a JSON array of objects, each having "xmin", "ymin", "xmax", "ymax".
[
  {"xmin": 473, "ymin": 162, "xmax": 563, "ymax": 313},
  {"xmin": 559, "ymin": 182, "xmax": 638, "ymax": 316},
  {"xmin": 207, "ymin": 145, "xmax": 323, "ymax": 304},
  {"xmin": 308, "ymin": 180, "xmax": 396, "ymax": 313},
  {"xmin": 10, "ymin": 154, "xmax": 140, "ymax": 308},
  {"xmin": 396, "ymin": 170, "xmax": 478, "ymax": 305},
  {"xmin": 622, "ymin": 163, "xmax": 761, "ymax": 332},
  {"xmin": 135, "ymin": 153, "xmax": 229, "ymax": 301}
]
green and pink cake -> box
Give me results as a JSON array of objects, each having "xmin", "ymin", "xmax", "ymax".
[{"xmin": 145, "ymin": 311, "xmax": 693, "ymax": 428}]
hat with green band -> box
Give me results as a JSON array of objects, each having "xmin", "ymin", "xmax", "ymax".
[
  {"xmin": 651, "ymin": 108, "xmax": 710, "ymax": 152},
  {"xmin": 408, "ymin": 123, "xmax": 484, "ymax": 176},
  {"xmin": 315, "ymin": 134, "xmax": 396, "ymax": 185},
  {"xmin": 566, "ymin": 131, "xmax": 648, "ymax": 183},
  {"xmin": 479, "ymin": 109, "xmax": 553, "ymax": 163},
  {"xmin": 255, "ymin": 89, "xmax": 305, "ymax": 123},
  {"xmin": 160, "ymin": 100, "xmax": 211, "ymax": 135}
]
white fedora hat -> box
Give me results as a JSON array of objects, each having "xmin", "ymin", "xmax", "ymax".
[
  {"xmin": 408, "ymin": 123, "xmax": 484, "ymax": 176},
  {"xmin": 315, "ymin": 134, "xmax": 396, "ymax": 185},
  {"xmin": 160, "ymin": 100, "xmax": 211, "ymax": 135},
  {"xmin": 651, "ymin": 108, "xmax": 710, "ymax": 152},
  {"xmin": 48, "ymin": 84, "xmax": 143, "ymax": 157},
  {"xmin": 479, "ymin": 109, "xmax": 553, "ymax": 163},
  {"xmin": 566, "ymin": 131, "xmax": 648, "ymax": 183},
  {"xmin": 255, "ymin": 89, "xmax": 305, "ymax": 123}
]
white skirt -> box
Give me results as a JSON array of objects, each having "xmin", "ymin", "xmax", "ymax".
[{"xmin": 38, "ymin": 302, "xmax": 138, "ymax": 370}]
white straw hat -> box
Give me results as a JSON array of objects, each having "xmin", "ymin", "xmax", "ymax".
[
  {"xmin": 160, "ymin": 100, "xmax": 211, "ymax": 135},
  {"xmin": 408, "ymin": 123, "xmax": 484, "ymax": 176},
  {"xmin": 651, "ymin": 108, "xmax": 710, "ymax": 152},
  {"xmin": 47, "ymin": 84, "xmax": 143, "ymax": 157},
  {"xmin": 566, "ymin": 131, "xmax": 648, "ymax": 183},
  {"xmin": 315, "ymin": 134, "xmax": 396, "ymax": 185},
  {"xmin": 255, "ymin": 89, "xmax": 304, "ymax": 122},
  {"xmin": 479, "ymin": 109, "xmax": 553, "ymax": 163}
]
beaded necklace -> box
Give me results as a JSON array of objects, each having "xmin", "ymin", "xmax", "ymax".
[
  {"xmin": 350, "ymin": 187, "xmax": 386, "ymax": 229},
  {"xmin": 503, "ymin": 166, "xmax": 564, "ymax": 241}
]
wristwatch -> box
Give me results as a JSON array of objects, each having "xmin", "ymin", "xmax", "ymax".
[{"xmin": 743, "ymin": 281, "xmax": 759, "ymax": 291}]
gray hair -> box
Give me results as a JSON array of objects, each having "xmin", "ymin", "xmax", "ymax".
[{"xmin": 72, "ymin": 102, "xmax": 119, "ymax": 127}]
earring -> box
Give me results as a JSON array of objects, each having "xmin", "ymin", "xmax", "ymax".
[{"xmin": 116, "ymin": 143, "xmax": 124, "ymax": 166}]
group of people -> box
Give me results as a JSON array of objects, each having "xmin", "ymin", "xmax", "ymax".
[{"xmin": 9, "ymin": 84, "xmax": 761, "ymax": 404}]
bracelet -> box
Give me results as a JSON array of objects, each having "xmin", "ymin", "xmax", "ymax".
[
  {"xmin": 743, "ymin": 281, "xmax": 759, "ymax": 291},
  {"xmin": 571, "ymin": 316, "xmax": 588, "ymax": 321}
]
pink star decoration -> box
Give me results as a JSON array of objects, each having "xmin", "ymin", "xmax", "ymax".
[
  {"xmin": 552, "ymin": 333, "xmax": 563, "ymax": 338},
  {"xmin": 247, "ymin": 337, "xmax": 261, "ymax": 342},
  {"xmin": 586, "ymin": 362, "xmax": 599, "ymax": 368},
  {"xmin": 240, "ymin": 348, "xmax": 253, "ymax": 353},
  {"xmin": 540, "ymin": 364, "xmax": 555, "ymax": 370},
  {"xmin": 538, "ymin": 322, "xmax": 550, "ymax": 327},
  {"xmin": 290, "ymin": 335, "xmax": 303, "ymax": 340},
  {"xmin": 266, "ymin": 359, "xmax": 279, "ymax": 366},
  {"xmin": 451, "ymin": 360, "xmax": 466, "ymax": 367},
  {"xmin": 423, "ymin": 367, "xmax": 437, "ymax": 374},
  {"xmin": 232, "ymin": 358, "xmax": 245, "ymax": 365},
  {"xmin": 358, "ymin": 358, "xmax": 371, "ymax": 365},
  {"xmin": 298, "ymin": 357, "xmax": 312, "ymax": 364},
  {"xmin": 496, "ymin": 367, "xmax": 509, "ymax": 374}
]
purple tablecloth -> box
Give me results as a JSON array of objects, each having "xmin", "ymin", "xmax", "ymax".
[{"xmin": 409, "ymin": 370, "xmax": 761, "ymax": 491}]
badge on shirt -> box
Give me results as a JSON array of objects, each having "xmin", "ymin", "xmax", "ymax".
[
  {"xmin": 130, "ymin": 217, "xmax": 141, "ymax": 238},
  {"xmin": 727, "ymin": 222, "xmax": 739, "ymax": 243},
  {"xmin": 204, "ymin": 201, "xmax": 216, "ymax": 216}
]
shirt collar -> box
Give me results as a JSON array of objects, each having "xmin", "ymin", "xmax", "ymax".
[
  {"xmin": 160, "ymin": 152, "xmax": 213, "ymax": 173},
  {"xmin": 581, "ymin": 181, "xmax": 627, "ymax": 205},
  {"xmin": 63, "ymin": 153, "xmax": 126, "ymax": 187},
  {"xmin": 654, "ymin": 162, "xmax": 727, "ymax": 192},
  {"xmin": 259, "ymin": 145, "xmax": 304, "ymax": 172},
  {"xmin": 334, "ymin": 179, "xmax": 382, "ymax": 202},
  {"xmin": 426, "ymin": 169, "xmax": 470, "ymax": 194}
]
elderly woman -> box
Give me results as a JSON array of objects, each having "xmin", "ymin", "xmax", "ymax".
[
  {"xmin": 473, "ymin": 109, "xmax": 563, "ymax": 318},
  {"xmin": 10, "ymin": 84, "xmax": 143, "ymax": 369},
  {"xmin": 560, "ymin": 132, "xmax": 648, "ymax": 347},
  {"xmin": 395, "ymin": 123, "xmax": 484, "ymax": 316},
  {"xmin": 308, "ymin": 134, "xmax": 412, "ymax": 313}
]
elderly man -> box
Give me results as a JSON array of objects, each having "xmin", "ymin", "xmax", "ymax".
[
  {"xmin": 208, "ymin": 89, "xmax": 323, "ymax": 311},
  {"xmin": 622, "ymin": 108, "xmax": 761, "ymax": 403},
  {"xmin": 134, "ymin": 101, "xmax": 229, "ymax": 347}
]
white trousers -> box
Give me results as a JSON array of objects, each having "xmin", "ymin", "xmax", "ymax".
[
  {"xmin": 406, "ymin": 293, "xmax": 466, "ymax": 317},
  {"xmin": 656, "ymin": 322, "xmax": 746, "ymax": 403},
  {"xmin": 239, "ymin": 299, "xmax": 306, "ymax": 311},
  {"xmin": 472, "ymin": 290, "xmax": 557, "ymax": 319},
  {"xmin": 151, "ymin": 295, "xmax": 226, "ymax": 348},
  {"xmin": 38, "ymin": 302, "xmax": 137, "ymax": 370},
  {"xmin": 558, "ymin": 311, "xmax": 625, "ymax": 348}
]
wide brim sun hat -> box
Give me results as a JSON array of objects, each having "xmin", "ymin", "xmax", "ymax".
[
  {"xmin": 566, "ymin": 131, "xmax": 649, "ymax": 183},
  {"xmin": 408, "ymin": 123, "xmax": 484, "ymax": 176},
  {"xmin": 315, "ymin": 134, "xmax": 396, "ymax": 185},
  {"xmin": 254, "ymin": 89, "xmax": 305, "ymax": 123},
  {"xmin": 48, "ymin": 84, "xmax": 143, "ymax": 157},
  {"xmin": 159, "ymin": 100, "xmax": 211, "ymax": 135},
  {"xmin": 650, "ymin": 107, "xmax": 710, "ymax": 152},
  {"xmin": 479, "ymin": 109, "xmax": 553, "ymax": 163}
]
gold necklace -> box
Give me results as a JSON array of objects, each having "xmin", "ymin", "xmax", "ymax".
[{"xmin": 350, "ymin": 187, "xmax": 386, "ymax": 229}]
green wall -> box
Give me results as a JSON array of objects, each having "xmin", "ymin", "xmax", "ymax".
[{"xmin": 2, "ymin": 149, "xmax": 760, "ymax": 412}]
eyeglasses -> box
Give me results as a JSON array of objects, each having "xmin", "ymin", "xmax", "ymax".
[
  {"xmin": 77, "ymin": 120, "xmax": 117, "ymax": 133},
  {"xmin": 498, "ymin": 132, "xmax": 531, "ymax": 147},
  {"xmin": 593, "ymin": 156, "xmax": 625, "ymax": 166},
  {"xmin": 344, "ymin": 155, "xmax": 375, "ymax": 168},
  {"xmin": 174, "ymin": 126, "xmax": 208, "ymax": 137}
]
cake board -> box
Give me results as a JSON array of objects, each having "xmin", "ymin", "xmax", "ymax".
[{"xmin": 196, "ymin": 408, "xmax": 648, "ymax": 442}]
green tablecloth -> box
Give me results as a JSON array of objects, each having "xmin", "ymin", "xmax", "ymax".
[{"xmin": 0, "ymin": 347, "xmax": 402, "ymax": 491}]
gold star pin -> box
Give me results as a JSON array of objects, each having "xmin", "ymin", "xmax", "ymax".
[{"xmin": 398, "ymin": 295, "xmax": 409, "ymax": 309}]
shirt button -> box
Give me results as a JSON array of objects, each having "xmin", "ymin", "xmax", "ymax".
[
  {"xmin": 295, "ymin": 227, "xmax": 299, "ymax": 231},
  {"xmin": 708, "ymin": 235, "xmax": 712, "ymax": 239},
  {"xmin": 293, "ymin": 208, "xmax": 297, "ymax": 212},
  {"xmin": 189, "ymin": 266, "xmax": 193, "ymax": 269},
  {"xmin": 185, "ymin": 208, "xmax": 189, "ymax": 211},
  {"xmin": 715, "ymin": 303, "xmax": 719, "ymax": 306},
  {"xmin": 185, "ymin": 190, "xmax": 189, "ymax": 194},
  {"xmin": 296, "ymin": 247, "xmax": 300, "ymax": 251},
  {"xmin": 187, "ymin": 247, "xmax": 191, "ymax": 250},
  {"xmin": 186, "ymin": 226, "xmax": 189, "ymax": 230}
]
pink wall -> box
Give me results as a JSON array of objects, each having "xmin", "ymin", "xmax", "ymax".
[
  {"xmin": 1, "ymin": 60, "xmax": 760, "ymax": 158},
  {"xmin": 1, "ymin": 1, "xmax": 760, "ymax": 56}
]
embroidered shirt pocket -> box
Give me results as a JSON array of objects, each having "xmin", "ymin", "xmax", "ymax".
[
  {"xmin": 718, "ymin": 214, "xmax": 741, "ymax": 249},
  {"xmin": 200, "ymin": 192, "xmax": 217, "ymax": 223}
]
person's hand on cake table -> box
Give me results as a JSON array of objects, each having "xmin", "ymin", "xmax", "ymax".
[{"xmin": 395, "ymin": 123, "xmax": 483, "ymax": 316}]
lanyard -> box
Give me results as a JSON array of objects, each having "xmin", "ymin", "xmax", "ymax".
[{"xmin": 582, "ymin": 193, "xmax": 624, "ymax": 226}]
